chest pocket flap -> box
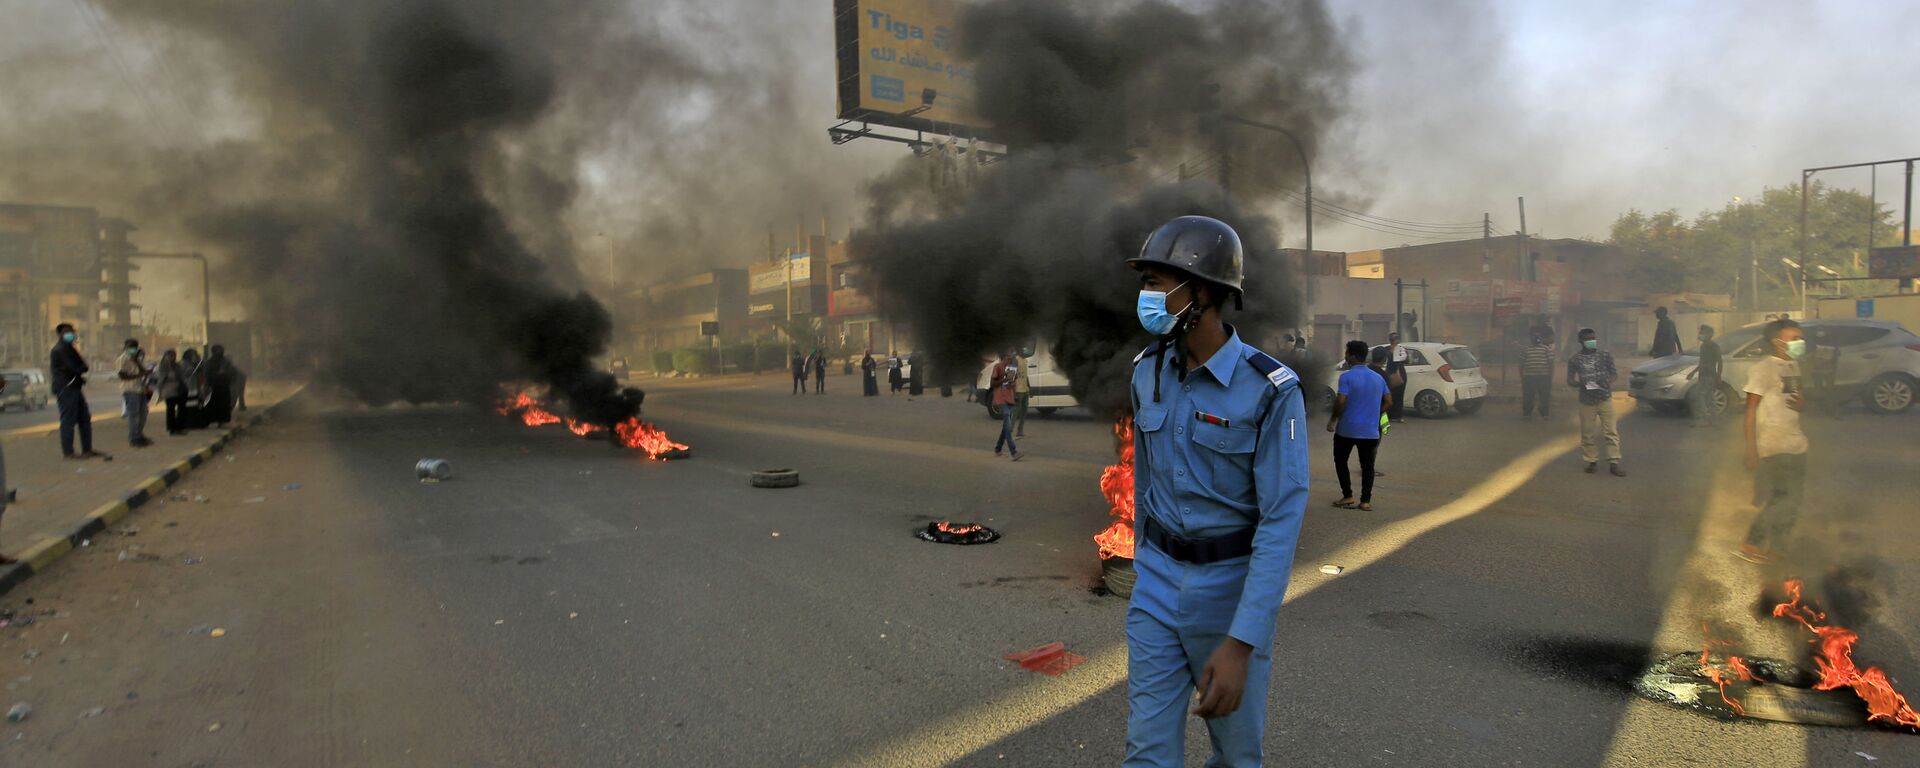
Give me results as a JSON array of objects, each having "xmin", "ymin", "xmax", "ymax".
[
  {"xmin": 1191, "ymin": 419, "xmax": 1256, "ymax": 454},
  {"xmin": 1135, "ymin": 406, "xmax": 1168, "ymax": 433}
]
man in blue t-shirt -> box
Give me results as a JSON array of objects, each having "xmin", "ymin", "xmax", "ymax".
[{"xmin": 1328, "ymin": 339, "xmax": 1391, "ymax": 510}]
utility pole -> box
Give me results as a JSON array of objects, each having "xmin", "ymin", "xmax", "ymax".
[
  {"xmin": 1482, "ymin": 211, "xmax": 1494, "ymax": 362},
  {"xmin": 1517, "ymin": 197, "xmax": 1529, "ymax": 280}
]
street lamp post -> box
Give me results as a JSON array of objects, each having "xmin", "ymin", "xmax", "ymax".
[{"xmin": 1222, "ymin": 115, "xmax": 1312, "ymax": 257}]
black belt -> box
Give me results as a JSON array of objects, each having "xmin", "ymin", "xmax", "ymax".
[{"xmin": 1141, "ymin": 515, "xmax": 1255, "ymax": 564}]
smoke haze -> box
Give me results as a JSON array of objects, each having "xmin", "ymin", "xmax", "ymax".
[{"xmin": 855, "ymin": 0, "xmax": 1354, "ymax": 417}]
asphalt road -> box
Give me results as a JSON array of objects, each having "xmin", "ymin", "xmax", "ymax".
[
  {"xmin": 0, "ymin": 394, "xmax": 122, "ymax": 435},
  {"xmin": 1, "ymin": 373, "xmax": 1916, "ymax": 767}
]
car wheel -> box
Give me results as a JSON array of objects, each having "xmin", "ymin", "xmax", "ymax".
[
  {"xmin": 1866, "ymin": 373, "xmax": 1916, "ymax": 414},
  {"xmin": 1709, "ymin": 384, "xmax": 1735, "ymax": 419},
  {"xmin": 1414, "ymin": 390, "xmax": 1447, "ymax": 419}
]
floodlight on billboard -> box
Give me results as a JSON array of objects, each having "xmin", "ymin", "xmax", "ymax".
[{"xmin": 833, "ymin": 0, "xmax": 984, "ymax": 138}]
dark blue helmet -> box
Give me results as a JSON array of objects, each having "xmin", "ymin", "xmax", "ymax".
[{"xmin": 1127, "ymin": 215, "xmax": 1245, "ymax": 296}]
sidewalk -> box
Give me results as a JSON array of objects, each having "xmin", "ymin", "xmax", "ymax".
[{"xmin": 0, "ymin": 383, "xmax": 301, "ymax": 558}]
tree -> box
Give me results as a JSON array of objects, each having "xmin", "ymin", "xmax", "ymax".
[{"xmin": 1608, "ymin": 181, "xmax": 1901, "ymax": 307}]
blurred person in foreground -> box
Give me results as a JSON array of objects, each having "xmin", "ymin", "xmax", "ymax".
[
  {"xmin": 1735, "ymin": 319, "xmax": 1808, "ymax": 564},
  {"xmin": 1567, "ymin": 328, "xmax": 1623, "ymax": 476},
  {"xmin": 1123, "ymin": 216, "xmax": 1307, "ymax": 766}
]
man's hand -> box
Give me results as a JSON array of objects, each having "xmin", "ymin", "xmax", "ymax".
[
  {"xmin": 1785, "ymin": 392, "xmax": 1804, "ymax": 412},
  {"xmin": 1193, "ymin": 638, "xmax": 1253, "ymax": 719},
  {"xmin": 1325, "ymin": 419, "xmax": 1336, "ymax": 433}
]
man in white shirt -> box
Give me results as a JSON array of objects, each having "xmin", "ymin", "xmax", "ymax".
[{"xmin": 1735, "ymin": 319, "xmax": 1808, "ymax": 564}]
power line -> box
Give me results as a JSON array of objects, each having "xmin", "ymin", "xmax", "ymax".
[
  {"xmin": 68, "ymin": 0, "xmax": 166, "ymax": 131},
  {"xmin": 1304, "ymin": 196, "xmax": 1484, "ymax": 232},
  {"xmin": 1279, "ymin": 192, "xmax": 1482, "ymax": 240}
]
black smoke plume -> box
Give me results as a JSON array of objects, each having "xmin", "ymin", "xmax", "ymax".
[
  {"xmin": 85, "ymin": 1, "xmax": 647, "ymax": 422},
  {"xmin": 853, "ymin": 0, "xmax": 1353, "ymax": 417}
]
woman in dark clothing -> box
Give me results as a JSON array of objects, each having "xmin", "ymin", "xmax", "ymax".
[
  {"xmin": 861, "ymin": 350, "xmax": 879, "ymax": 396},
  {"xmin": 205, "ymin": 345, "xmax": 236, "ymax": 425},
  {"xmin": 155, "ymin": 349, "xmax": 189, "ymax": 435},
  {"xmin": 887, "ymin": 352, "xmax": 904, "ymax": 394}
]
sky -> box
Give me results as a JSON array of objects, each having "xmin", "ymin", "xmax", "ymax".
[{"xmin": 2, "ymin": 0, "xmax": 1916, "ymax": 329}]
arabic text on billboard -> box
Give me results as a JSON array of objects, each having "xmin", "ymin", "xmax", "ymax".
[
  {"xmin": 749, "ymin": 255, "xmax": 812, "ymax": 294},
  {"xmin": 834, "ymin": 0, "xmax": 981, "ymax": 134}
]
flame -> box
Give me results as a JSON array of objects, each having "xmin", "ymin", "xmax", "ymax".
[
  {"xmin": 497, "ymin": 392, "xmax": 561, "ymax": 427},
  {"xmin": 1093, "ymin": 418, "xmax": 1136, "ymax": 560},
  {"xmin": 1770, "ymin": 579, "xmax": 1920, "ymax": 729},
  {"xmin": 1698, "ymin": 622, "xmax": 1758, "ymax": 715},
  {"xmin": 521, "ymin": 407, "xmax": 561, "ymax": 427},
  {"xmin": 936, "ymin": 521, "xmax": 983, "ymax": 535},
  {"xmin": 614, "ymin": 417, "xmax": 689, "ymax": 461},
  {"xmin": 566, "ymin": 419, "xmax": 605, "ymax": 437}
]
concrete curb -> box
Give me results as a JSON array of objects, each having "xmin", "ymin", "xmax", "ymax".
[{"xmin": 0, "ymin": 390, "xmax": 303, "ymax": 597}]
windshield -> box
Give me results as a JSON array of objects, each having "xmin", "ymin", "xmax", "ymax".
[
  {"xmin": 1716, "ymin": 326, "xmax": 1766, "ymax": 358},
  {"xmin": 1440, "ymin": 347, "xmax": 1479, "ymax": 369}
]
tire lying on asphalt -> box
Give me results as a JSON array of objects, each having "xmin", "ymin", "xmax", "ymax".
[{"xmin": 751, "ymin": 468, "xmax": 800, "ymax": 488}]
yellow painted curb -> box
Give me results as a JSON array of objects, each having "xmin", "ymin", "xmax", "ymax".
[
  {"xmin": 93, "ymin": 501, "xmax": 132, "ymax": 527},
  {"xmin": 138, "ymin": 477, "xmax": 167, "ymax": 498},
  {"xmin": 170, "ymin": 460, "xmax": 192, "ymax": 476},
  {"xmin": 22, "ymin": 537, "xmax": 73, "ymax": 571}
]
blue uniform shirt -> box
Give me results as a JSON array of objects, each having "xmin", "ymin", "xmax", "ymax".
[
  {"xmin": 1336, "ymin": 366, "xmax": 1388, "ymax": 439},
  {"xmin": 1129, "ymin": 329, "xmax": 1310, "ymax": 651}
]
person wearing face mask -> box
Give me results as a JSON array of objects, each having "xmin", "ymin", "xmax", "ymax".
[
  {"xmin": 1566, "ymin": 328, "xmax": 1623, "ymax": 476},
  {"xmin": 50, "ymin": 323, "xmax": 106, "ymax": 460},
  {"xmin": 115, "ymin": 339, "xmax": 154, "ymax": 447},
  {"xmin": 1122, "ymin": 215, "xmax": 1308, "ymax": 767},
  {"xmin": 1735, "ymin": 319, "xmax": 1809, "ymax": 564}
]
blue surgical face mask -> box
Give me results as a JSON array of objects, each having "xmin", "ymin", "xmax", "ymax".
[
  {"xmin": 1136, "ymin": 281, "xmax": 1191, "ymax": 336},
  {"xmin": 1582, "ymin": 339, "xmax": 1598, "ymax": 350},
  {"xmin": 1785, "ymin": 339, "xmax": 1807, "ymax": 359},
  {"xmin": 61, "ymin": 332, "xmax": 76, "ymax": 343}
]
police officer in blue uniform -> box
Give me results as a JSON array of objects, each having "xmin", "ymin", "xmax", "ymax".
[{"xmin": 1124, "ymin": 216, "xmax": 1309, "ymax": 766}]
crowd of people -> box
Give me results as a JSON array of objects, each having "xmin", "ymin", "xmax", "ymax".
[{"xmin": 49, "ymin": 322, "xmax": 247, "ymax": 458}]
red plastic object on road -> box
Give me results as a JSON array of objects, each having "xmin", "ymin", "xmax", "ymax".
[{"xmin": 1003, "ymin": 642, "xmax": 1087, "ymax": 676}]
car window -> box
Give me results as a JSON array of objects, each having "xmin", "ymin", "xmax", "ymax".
[
  {"xmin": 1405, "ymin": 349, "xmax": 1429, "ymax": 366},
  {"xmin": 1721, "ymin": 327, "xmax": 1767, "ymax": 358},
  {"xmin": 1812, "ymin": 325, "xmax": 1891, "ymax": 347},
  {"xmin": 1440, "ymin": 348, "xmax": 1479, "ymax": 368}
]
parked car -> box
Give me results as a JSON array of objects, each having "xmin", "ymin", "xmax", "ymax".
[
  {"xmin": 975, "ymin": 341, "xmax": 1078, "ymax": 419},
  {"xmin": 1320, "ymin": 342, "xmax": 1488, "ymax": 418},
  {"xmin": 1630, "ymin": 319, "xmax": 1920, "ymax": 416},
  {"xmin": 0, "ymin": 369, "xmax": 50, "ymax": 411}
]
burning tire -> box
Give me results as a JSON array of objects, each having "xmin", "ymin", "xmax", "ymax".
[
  {"xmin": 1101, "ymin": 556, "xmax": 1137, "ymax": 598},
  {"xmin": 751, "ymin": 468, "xmax": 800, "ymax": 488},
  {"xmin": 1635, "ymin": 652, "xmax": 1876, "ymax": 728}
]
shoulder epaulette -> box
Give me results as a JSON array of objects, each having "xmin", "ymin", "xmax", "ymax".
[
  {"xmin": 1244, "ymin": 350, "xmax": 1298, "ymax": 390},
  {"xmin": 1133, "ymin": 340, "xmax": 1168, "ymax": 365}
]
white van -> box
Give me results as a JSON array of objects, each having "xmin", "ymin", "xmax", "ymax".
[{"xmin": 975, "ymin": 341, "xmax": 1078, "ymax": 418}]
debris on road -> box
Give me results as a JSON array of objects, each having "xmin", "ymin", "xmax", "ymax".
[
  {"xmin": 1320, "ymin": 565, "xmax": 1344, "ymax": 575},
  {"xmin": 283, "ymin": 484, "xmax": 302, "ymax": 491},
  {"xmin": 210, "ymin": 628, "xmax": 227, "ymax": 638},
  {"xmin": 117, "ymin": 546, "xmax": 159, "ymax": 563},
  {"xmin": 78, "ymin": 705, "xmax": 104, "ymax": 719},
  {"xmin": 917, "ymin": 521, "xmax": 1000, "ymax": 545},
  {"xmin": 751, "ymin": 468, "xmax": 800, "ymax": 488},
  {"xmin": 6, "ymin": 702, "xmax": 29, "ymax": 722},
  {"xmin": 208, "ymin": 721, "xmax": 221, "ymax": 732},
  {"xmin": 416, "ymin": 459, "xmax": 452, "ymax": 481},
  {"xmin": 1857, "ymin": 752, "xmax": 1878, "ymax": 761},
  {"xmin": 1003, "ymin": 642, "xmax": 1087, "ymax": 676},
  {"xmin": 242, "ymin": 497, "xmax": 266, "ymax": 504}
]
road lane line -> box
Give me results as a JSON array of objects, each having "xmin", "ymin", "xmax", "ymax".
[{"xmin": 833, "ymin": 438, "xmax": 1574, "ymax": 768}]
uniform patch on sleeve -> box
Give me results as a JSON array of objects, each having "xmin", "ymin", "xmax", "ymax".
[{"xmin": 1244, "ymin": 350, "xmax": 1297, "ymax": 389}]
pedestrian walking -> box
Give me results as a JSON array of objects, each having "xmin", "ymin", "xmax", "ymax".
[
  {"xmin": 790, "ymin": 351, "xmax": 805, "ymax": 395},
  {"xmin": 1567, "ymin": 328, "xmax": 1624, "ymax": 476},
  {"xmin": 812, "ymin": 348, "xmax": 826, "ymax": 394},
  {"xmin": 1650, "ymin": 306, "xmax": 1682, "ymax": 358},
  {"xmin": 887, "ymin": 351, "xmax": 903, "ymax": 395},
  {"xmin": 51, "ymin": 323, "xmax": 106, "ymax": 460},
  {"xmin": 1122, "ymin": 216, "xmax": 1308, "ymax": 767},
  {"xmin": 1383, "ymin": 332, "xmax": 1408, "ymax": 422},
  {"xmin": 1328, "ymin": 340, "xmax": 1389, "ymax": 510},
  {"xmin": 1012, "ymin": 349, "xmax": 1031, "ymax": 437},
  {"xmin": 155, "ymin": 349, "xmax": 188, "ymax": 435},
  {"xmin": 1519, "ymin": 332, "xmax": 1554, "ymax": 420},
  {"xmin": 860, "ymin": 350, "xmax": 879, "ymax": 396},
  {"xmin": 1735, "ymin": 319, "xmax": 1809, "ymax": 564},
  {"xmin": 1690, "ymin": 325, "xmax": 1722, "ymax": 427},
  {"xmin": 205, "ymin": 344, "xmax": 237, "ymax": 425},
  {"xmin": 116, "ymin": 339, "xmax": 154, "ymax": 447},
  {"xmin": 989, "ymin": 352, "xmax": 1022, "ymax": 460}
]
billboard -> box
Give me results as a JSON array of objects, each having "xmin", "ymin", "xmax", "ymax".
[
  {"xmin": 749, "ymin": 256, "xmax": 818, "ymax": 318},
  {"xmin": 1869, "ymin": 246, "xmax": 1920, "ymax": 280},
  {"xmin": 833, "ymin": 0, "xmax": 984, "ymax": 136}
]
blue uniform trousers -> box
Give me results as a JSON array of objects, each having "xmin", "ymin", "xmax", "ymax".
[{"xmin": 1124, "ymin": 536, "xmax": 1273, "ymax": 767}]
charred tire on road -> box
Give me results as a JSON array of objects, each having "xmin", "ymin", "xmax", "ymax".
[
  {"xmin": 1635, "ymin": 651, "xmax": 1881, "ymax": 729},
  {"xmin": 751, "ymin": 468, "xmax": 800, "ymax": 488},
  {"xmin": 1101, "ymin": 556, "xmax": 1137, "ymax": 598}
]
